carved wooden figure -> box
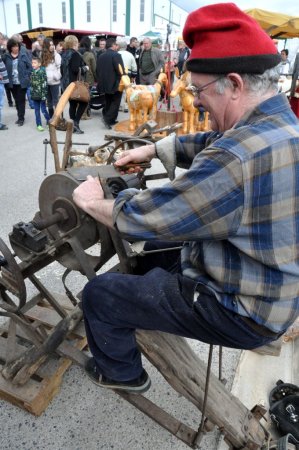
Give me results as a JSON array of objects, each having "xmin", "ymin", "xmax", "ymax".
[
  {"xmin": 170, "ymin": 71, "xmax": 209, "ymax": 134},
  {"xmin": 120, "ymin": 73, "xmax": 168, "ymax": 131}
]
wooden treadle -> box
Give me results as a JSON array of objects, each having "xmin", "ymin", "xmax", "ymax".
[{"xmin": 0, "ymin": 301, "xmax": 87, "ymax": 416}]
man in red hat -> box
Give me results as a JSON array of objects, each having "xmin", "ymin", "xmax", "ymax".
[{"xmin": 73, "ymin": 3, "xmax": 299, "ymax": 394}]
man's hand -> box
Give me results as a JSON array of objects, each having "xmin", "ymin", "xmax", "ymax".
[
  {"xmin": 72, "ymin": 175, "xmax": 104, "ymax": 211},
  {"xmin": 72, "ymin": 176, "xmax": 115, "ymax": 229},
  {"xmin": 114, "ymin": 144, "xmax": 156, "ymax": 173}
]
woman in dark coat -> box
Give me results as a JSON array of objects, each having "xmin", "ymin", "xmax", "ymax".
[
  {"xmin": 3, "ymin": 38, "xmax": 32, "ymax": 126},
  {"xmin": 79, "ymin": 36, "xmax": 96, "ymax": 118},
  {"xmin": 79, "ymin": 36, "xmax": 96, "ymax": 87},
  {"xmin": 61, "ymin": 35, "xmax": 87, "ymax": 134}
]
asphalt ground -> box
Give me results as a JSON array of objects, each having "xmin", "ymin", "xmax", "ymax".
[{"xmin": 0, "ymin": 100, "xmax": 240, "ymax": 450}]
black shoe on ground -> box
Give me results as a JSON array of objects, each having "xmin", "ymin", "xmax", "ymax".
[
  {"xmin": 100, "ymin": 114, "xmax": 112, "ymax": 130},
  {"xmin": 102, "ymin": 120, "xmax": 112, "ymax": 129},
  {"xmin": 73, "ymin": 126, "xmax": 84, "ymax": 134},
  {"xmin": 0, "ymin": 124, "xmax": 8, "ymax": 130},
  {"xmin": 73, "ymin": 123, "xmax": 84, "ymax": 134},
  {"xmin": 18, "ymin": 120, "xmax": 24, "ymax": 126},
  {"xmin": 110, "ymin": 120, "xmax": 119, "ymax": 125},
  {"xmin": 15, "ymin": 119, "xmax": 20, "ymax": 124},
  {"xmin": 85, "ymin": 357, "xmax": 151, "ymax": 394}
]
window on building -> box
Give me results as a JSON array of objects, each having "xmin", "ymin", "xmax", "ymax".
[
  {"xmin": 16, "ymin": 4, "xmax": 21, "ymax": 24},
  {"xmin": 87, "ymin": 1, "xmax": 91, "ymax": 22},
  {"xmin": 62, "ymin": 1, "xmax": 66, "ymax": 23},
  {"xmin": 38, "ymin": 3, "xmax": 43, "ymax": 23},
  {"xmin": 140, "ymin": 0, "xmax": 144, "ymax": 22},
  {"xmin": 113, "ymin": 0, "xmax": 117, "ymax": 22}
]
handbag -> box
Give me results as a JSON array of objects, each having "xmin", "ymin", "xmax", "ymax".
[{"xmin": 70, "ymin": 68, "xmax": 90, "ymax": 103}]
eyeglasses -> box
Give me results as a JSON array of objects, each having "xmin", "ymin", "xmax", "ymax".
[{"xmin": 188, "ymin": 76, "xmax": 223, "ymax": 97}]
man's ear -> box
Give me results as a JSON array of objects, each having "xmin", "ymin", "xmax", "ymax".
[{"xmin": 227, "ymin": 73, "xmax": 243, "ymax": 98}]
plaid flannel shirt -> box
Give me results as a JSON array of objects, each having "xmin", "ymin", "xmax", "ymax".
[{"xmin": 113, "ymin": 94, "xmax": 299, "ymax": 333}]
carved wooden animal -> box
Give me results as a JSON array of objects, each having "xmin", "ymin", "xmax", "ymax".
[
  {"xmin": 170, "ymin": 71, "xmax": 209, "ymax": 134},
  {"xmin": 120, "ymin": 73, "xmax": 168, "ymax": 131}
]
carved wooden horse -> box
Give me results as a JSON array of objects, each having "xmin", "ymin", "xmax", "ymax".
[
  {"xmin": 120, "ymin": 72, "xmax": 168, "ymax": 131},
  {"xmin": 170, "ymin": 71, "xmax": 209, "ymax": 134}
]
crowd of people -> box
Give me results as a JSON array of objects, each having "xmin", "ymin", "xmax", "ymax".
[
  {"xmin": 0, "ymin": 30, "xmax": 189, "ymax": 133},
  {"xmin": 0, "ymin": 28, "xmax": 298, "ymax": 135},
  {"xmin": 0, "ymin": 28, "xmax": 299, "ymax": 134}
]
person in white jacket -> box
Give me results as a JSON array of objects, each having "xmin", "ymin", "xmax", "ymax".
[
  {"xmin": 118, "ymin": 40, "xmax": 137, "ymax": 112},
  {"xmin": 41, "ymin": 39, "xmax": 61, "ymax": 118}
]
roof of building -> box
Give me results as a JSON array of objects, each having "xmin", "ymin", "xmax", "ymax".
[{"xmin": 20, "ymin": 26, "xmax": 123, "ymax": 46}]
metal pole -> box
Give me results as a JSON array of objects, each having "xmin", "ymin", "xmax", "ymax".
[
  {"xmin": 44, "ymin": 138, "xmax": 48, "ymax": 176},
  {"xmin": 110, "ymin": 0, "xmax": 112, "ymax": 32},
  {"xmin": 166, "ymin": 23, "xmax": 172, "ymax": 111},
  {"xmin": 2, "ymin": 0, "xmax": 8, "ymax": 35}
]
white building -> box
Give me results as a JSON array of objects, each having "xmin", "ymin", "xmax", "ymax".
[{"xmin": 0, "ymin": 0, "xmax": 188, "ymax": 45}]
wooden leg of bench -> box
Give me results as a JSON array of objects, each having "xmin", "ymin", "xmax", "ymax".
[{"xmin": 136, "ymin": 330, "xmax": 269, "ymax": 449}]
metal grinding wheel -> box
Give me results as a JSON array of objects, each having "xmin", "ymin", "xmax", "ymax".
[
  {"xmin": 0, "ymin": 237, "xmax": 26, "ymax": 309},
  {"xmin": 39, "ymin": 172, "xmax": 97, "ymax": 244},
  {"xmin": 38, "ymin": 172, "xmax": 100, "ymax": 272}
]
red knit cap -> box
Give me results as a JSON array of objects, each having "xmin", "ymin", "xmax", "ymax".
[{"xmin": 183, "ymin": 3, "xmax": 281, "ymax": 74}]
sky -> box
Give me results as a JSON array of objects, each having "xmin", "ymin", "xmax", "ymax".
[{"xmin": 172, "ymin": 0, "xmax": 299, "ymax": 16}]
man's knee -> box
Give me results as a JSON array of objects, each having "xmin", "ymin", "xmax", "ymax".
[
  {"xmin": 82, "ymin": 273, "xmax": 110, "ymax": 310},
  {"xmin": 82, "ymin": 272, "xmax": 129, "ymax": 310}
]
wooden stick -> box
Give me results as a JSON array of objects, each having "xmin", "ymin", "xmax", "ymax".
[
  {"xmin": 2, "ymin": 306, "xmax": 82, "ymax": 385},
  {"xmin": 114, "ymin": 162, "xmax": 152, "ymax": 172},
  {"xmin": 48, "ymin": 124, "xmax": 61, "ymax": 173},
  {"xmin": 50, "ymin": 82, "xmax": 76, "ymax": 128},
  {"xmin": 61, "ymin": 121, "xmax": 74, "ymax": 170},
  {"xmin": 48, "ymin": 82, "xmax": 77, "ymax": 172}
]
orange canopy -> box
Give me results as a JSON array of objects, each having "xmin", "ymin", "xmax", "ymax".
[{"xmin": 245, "ymin": 8, "xmax": 299, "ymax": 38}]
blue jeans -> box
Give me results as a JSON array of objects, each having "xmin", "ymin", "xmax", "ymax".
[
  {"xmin": 26, "ymin": 87, "xmax": 34, "ymax": 108},
  {"xmin": 33, "ymin": 100, "xmax": 50, "ymax": 126},
  {"xmin": 82, "ymin": 242, "xmax": 277, "ymax": 382}
]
